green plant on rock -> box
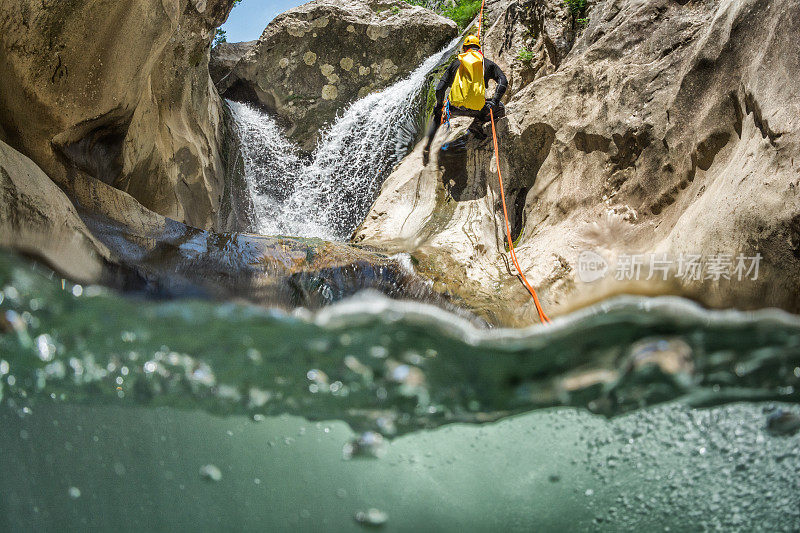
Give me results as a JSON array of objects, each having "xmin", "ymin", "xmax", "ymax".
[
  {"xmin": 402, "ymin": 0, "xmax": 483, "ymax": 30},
  {"xmin": 442, "ymin": 0, "xmax": 483, "ymax": 29},
  {"xmin": 562, "ymin": 0, "xmax": 590, "ymax": 31},
  {"xmin": 403, "ymin": 0, "xmax": 450, "ymax": 13},
  {"xmin": 516, "ymin": 47, "xmax": 535, "ymax": 62},
  {"xmin": 562, "ymin": 0, "xmax": 587, "ymax": 14},
  {"xmin": 213, "ymin": 29, "xmax": 227, "ymax": 46},
  {"xmin": 213, "ymin": 0, "xmax": 243, "ymax": 47}
]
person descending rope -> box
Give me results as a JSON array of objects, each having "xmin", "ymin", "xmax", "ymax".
[
  {"xmin": 422, "ymin": 34, "xmax": 508, "ymax": 165},
  {"xmin": 421, "ymin": 33, "xmax": 551, "ymax": 323}
]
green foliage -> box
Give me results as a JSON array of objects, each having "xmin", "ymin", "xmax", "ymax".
[
  {"xmin": 402, "ymin": 0, "xmax": 446, "ymax": 10},
  {"xmin": 213, "ymin": 29, "xmax": 227, "ymax": 47},
  {"xmin": 212, "ymin": 0, "xmax": 242, "ymax": 48},
  {"xmin": 562, "ymin": 0, "xmax": 589, "ymax": 30},
  {"xmin": 442, "ymin": 0, "xmax": 483, "ymax": 29},
  {"xmin": 562, "ymin": 0, "xmax": 587, "ymax": 14},
  {"xmin": 516, "ymin": 48, "xmax": 534, "ymax": 62},
  {"xmin": 402, "ymin": 0, "xmax": 482, "ymax": 29},
  {"xmin": 392, "ymin": 5, "xmax": 401, "ymax": 14}
]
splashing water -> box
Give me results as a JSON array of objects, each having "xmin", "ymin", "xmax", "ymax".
[
  {"xmin": 3, "ymin": 252, "xmax": 800, "ymax": 530},
  {"xmin": 229, "ymin": 39, "xmax": 458, "ymax": 240}
]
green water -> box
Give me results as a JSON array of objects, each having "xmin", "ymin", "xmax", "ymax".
[{"xmin": 1, "ymin": 252, "xmax": 799, "ymax": 531}]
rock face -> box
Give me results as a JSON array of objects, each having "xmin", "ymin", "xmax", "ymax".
[
  {"xmin": 0, "ymin": 140, "xmax": 111, "ymax": 284},
  {"xmin": 481, "ymin": 0, "xmax": 574, "ymax": 99},
  {"xmin": 210, "ymin": 40, "xmax": 257, "ymax": 84},
  {"xmin": 218, "ymin": 0, "xmax": 458, "ymax": 150},
  {"xmin": 0, "ymin": 0, "xmax": 249, "ymax": 231},
  {"xmin": 356, "ymin": 0, "xmax": 800, "ymax": 326}
]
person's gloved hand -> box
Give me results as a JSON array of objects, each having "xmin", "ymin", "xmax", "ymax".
[{"xmin": 486, "ymin": 98, "xmax": 503, "ymax": 119}]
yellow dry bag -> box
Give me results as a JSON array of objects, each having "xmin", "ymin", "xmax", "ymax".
[{"xmin": 449, "ymin": 50, "xmax": 486, "ymax": 111}]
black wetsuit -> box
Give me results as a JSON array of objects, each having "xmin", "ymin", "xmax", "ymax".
[{"xmin": 426, "ymin": 52, "xmax": 508, "ymax": 148}]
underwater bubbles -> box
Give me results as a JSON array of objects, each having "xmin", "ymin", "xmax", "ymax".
[
  {"xmin": 343, "ymin": 431, "xmax": 387, "ymax": 460},
  {"xmin": 354, "ymin": 508, "xmax": 388, "ymax": 527},
  {"xmin": 199, "ymin": 464, "xmax": 222, "ymax": 482}
]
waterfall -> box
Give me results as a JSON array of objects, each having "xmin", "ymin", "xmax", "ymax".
[{"xmin": 229, "ymin": 39, "xmax": 458, "ymax": 241}]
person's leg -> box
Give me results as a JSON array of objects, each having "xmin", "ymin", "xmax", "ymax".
[
  {"xmin": 425, "ymin": 118, "xmax": 441, "ymax": 149},
  {"xmin": 423, "ymin": 107, "xmax": 443, "ymax": 165},
  {"xmin": 469, "ymin": 101, "xmax": 505, "ymax": 139},
  {"xmin": 468, "ymin": 104, "xmax": 490, "ymax": 139}
]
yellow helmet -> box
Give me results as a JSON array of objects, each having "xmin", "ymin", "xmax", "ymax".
[{"xmin": 463, "ymin": 35, "xmax": 480, "ymax": 49}]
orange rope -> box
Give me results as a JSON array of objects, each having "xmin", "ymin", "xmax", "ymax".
[
  {"xmin": 477, "ymin": 0, "xmax": 486, "ymax": 41},
  {"xmin": 489, "ymin": 109, "xmax": 551, "ymax": 324}
]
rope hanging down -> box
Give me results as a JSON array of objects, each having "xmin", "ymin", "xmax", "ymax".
[
  {"xmin": 489, "ymin": 109, "xmax": 551, "ymax": 324},
  {"xmin": 477, "ymin": 0, "xmax": 486, "ymax": 42}
]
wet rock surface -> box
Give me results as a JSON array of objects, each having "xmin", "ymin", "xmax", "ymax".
[
  {"xmin": 356, "ymin": 0, "xmax": 800, "ymax": 325},
  {"xmin": 76, "ymin": 195, "xmax": 455, "ymax": 313},
  {"xmin": 217, "ymin": 0, "xmax": 457, "ymax": 150},
  {"xmin": 0, "ymin": 130, "xmax": 454, "ymax": 315}
]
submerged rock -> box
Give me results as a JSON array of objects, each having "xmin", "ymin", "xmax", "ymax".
[
  {"xmin": 356, "ymin": 0, "xmax": 800, "ymax": 325},
  {"xmin": 217, "ymin": 0, "xmax": 457, "ymax": 150},
  {"xmin": 343, "ymin": 431, "xmax": 387, "ymax": 459},
  {"xmin": 199, "ymin": 464, "xmax": 223, "ymax": 482},
  {"xmin": 766, "ymin": 409, "xmax": 800, "ymax": 436}
]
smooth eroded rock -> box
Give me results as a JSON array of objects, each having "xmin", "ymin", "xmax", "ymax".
[
  {"xmin": 356, "ymin": 0, "xmax": 800, "ymax": 326},
  {"xmin": 0, "ymin": 0, "xmax": 248, "ymax": 231},
  {"xmin": 0, "ymin": 140, "xmax": 111, "ymax": 283}
]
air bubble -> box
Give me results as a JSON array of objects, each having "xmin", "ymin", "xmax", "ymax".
[
  {"xmin": 199, "ymin": 464, "xmax": 222, "ymax": 482},
  {"xmin": 354, "ymin": 508, "xmax": 387, "ymax": 527}
]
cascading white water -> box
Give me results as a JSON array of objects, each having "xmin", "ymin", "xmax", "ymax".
[{"xmin": 229, "ymin": 39, "xmax": 458, "ymax": 240}]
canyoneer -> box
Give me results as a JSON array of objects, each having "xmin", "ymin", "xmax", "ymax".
[{"xmin": 423, "ymin": 34, "xmax": 508, "ymax": 165}]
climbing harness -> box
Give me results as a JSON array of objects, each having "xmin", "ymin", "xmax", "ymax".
[
  {"xmin": 489, "ymin": 109, "xmax": 551, "ymax": 324},
  {"xmin": 439, "ymin": 99, "xmax": 452, "ymax": 150}
]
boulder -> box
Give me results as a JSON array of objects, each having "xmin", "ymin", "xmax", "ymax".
[
  {"xmin": 218, "ymin": 0, "xmax": 458, "ymax": 150},
  {"xmin": 0, "ymin": 140, "xmax": 111, "ymax": 284},
  {"xmin": 355, "ymin": 0, "xmax": 800, "ymax": 325},
  {"xmin": 0, "ymin": 0, "xmax": 249, "ymax": 231},
  {"xmin": 210, "ymin": 40, "xmax": 257, "ymax": 84}
]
